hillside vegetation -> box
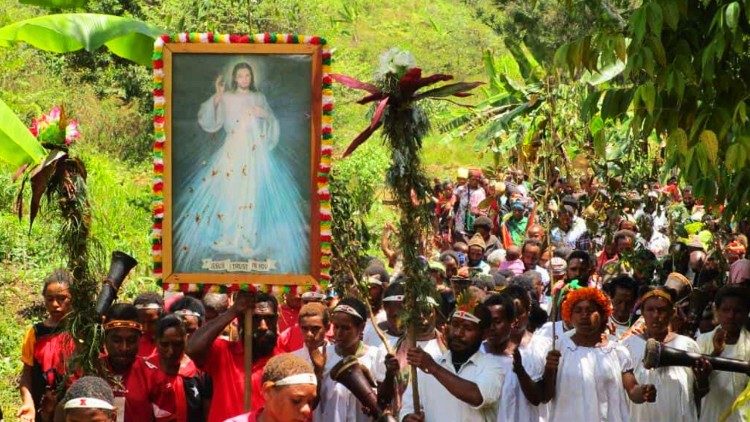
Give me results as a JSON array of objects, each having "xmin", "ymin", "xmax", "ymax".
[{"xmin": 0, "ymin": 0, "xmax": 509, "ymax": 415}]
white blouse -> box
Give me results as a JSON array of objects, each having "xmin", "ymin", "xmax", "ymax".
[
  {"xmin": 548, "ymin": 332, "xmax": 633, "ymax": 422},
  {"xmin": 697, "ymin": 327, "xmax": 750, "ymax": 422},
  {"xmin": 623, "ymin": 334, "xmax": 699, "ymax": 422},
  {"xmin": 313, "ymin": 343, "xmax": 385, "ymax": 422}
]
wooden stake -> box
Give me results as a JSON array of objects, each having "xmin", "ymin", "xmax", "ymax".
[
  {"xmin": 244, "ymin": 311, "xmax": 253, "ymax": 411},
  {"xmin": 408, "ymin": 323, "xmax": 421, "ymax": 414}
]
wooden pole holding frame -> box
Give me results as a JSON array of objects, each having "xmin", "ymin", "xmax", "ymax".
[{"xmin": 244, "ymin": 311, "xmax": 253, "ymax": 411}]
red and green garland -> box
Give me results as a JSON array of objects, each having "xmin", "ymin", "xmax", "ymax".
[{"xmin": 151, "ymin": 32, "xmax": 332, "ymax": 296}]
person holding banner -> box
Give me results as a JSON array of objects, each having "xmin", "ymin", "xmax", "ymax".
[{"xmin": 187, "ymin": 291, "xmax": 279, "ymax": 422}]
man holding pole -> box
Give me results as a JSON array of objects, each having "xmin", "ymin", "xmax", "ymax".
[
  {"xmin": 187, "ymin": 291, "xmax": 279, "ymax": 422},
  {"xmin": 400, "ymin": 292, "xmax": 505, "ymax": 422}
]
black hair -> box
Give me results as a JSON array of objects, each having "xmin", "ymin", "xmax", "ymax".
[
  {"xmin": 471, "ymin": 301, "xmax": 492, "ymax": 330},
  {"xmin": 714, "ymin": 285, "xmax": 750, "ymax": 310},
  {"xmin": 505, "ymin": 284, "xmax": 532, "ymax": 312},
  {"xmin": 364, "ymin": 263, "xmax": 389, "ymax": 287},
  {"xmin": 383, "ymin": 281, "xmax": 405, "ymax": 298},
  {"xmin": 553, "ymin": 246, "xmax": 573, "ymax": 260},
  {"xmin": 561, "ymin": 194, "xmax": 579, "ymax": 211},
  {"xmin": 474, "ymin": 216, "xmax": 493, "ymax": 229},
  {"xmin": 105, "ymin": 303, "xmax": 138, "ymax": 323},
  {"xmin": 603, "ymin": 274, "xmax": 639, "ymax": 298},
  {"xmin": 527, "ymin": 303, "xmax": 548, "ymax": 332},
  {"xmin": 134, "ymin": 292, "xmax": 164, "ymax": 309},
  {"xmin": 567, "ymin": 249, "xmax": 592, "ymax": 267},
  {"xmin": 230, "ymin": 62, "xmax": 257, "ymax": 91},
  {"xmin": 42, "ymin": 269, "xmax": 73, "ymax": 296},
  {"xmin": 614, "ymin": 229, "xmax": 637, "ymax": 243},
  {"xmin": 489, "ymin": 270, "xmax": 508, "ymax": 289},
  {"xmin": 170, "ymin": 296, "xmax": 206, "ymax": 322},
  {"xmin": 255, "ymin": 291, "xmax": 279, "ymax": 314},
  {"xmin": 62, "ymin": 376, "xmax": 115, "ymax": 413},
  {"xmin": 471, "ymin": 274, "xmax": 495, "ymax": 291},
  {"xmin": 155, "ymin": 314, "xmax": 186, "ymax": 339},
  {"xmin": 334, "ymin": 297, "xmax": 368, "ymax": 324},
  {"xmin": 440, "ymin": 251, "xmax": 460, "ymax": 265},
  {"xmin": 482, "ymin": 292, "xmax": 517, "ymax": 322},
  {"xmin": 522, "ymin": 238, "xmax": 543, "ymax": 253}
]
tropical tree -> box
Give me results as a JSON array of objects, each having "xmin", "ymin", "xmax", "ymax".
[{"xmin": 555, "ymin": 0, "xmax": 750, "ymax": 219}]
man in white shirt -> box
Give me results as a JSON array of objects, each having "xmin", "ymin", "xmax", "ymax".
[{"xmin": 400, "ymin": 294, "xmax": 505, "ymax": 422}]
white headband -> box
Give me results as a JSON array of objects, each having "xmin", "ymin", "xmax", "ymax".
[
  {"xmin": 366, "ymin": 275, "xmax": 383, "ymax": 286},
  {"xmin": 382, "ymin": 295, "xmax": 404, "ymax": 302},
  {"xmin": 174, "ymin": 309, "xmax": 202, "ymax": 318},
  {"xmin": 64, "ymin": 397, "xmax": 115, "ymax": 410},
  {"xmin": 135, "ymin": 303, "xmax": 162, "ymax": 310},
  {"xmin": 273, "ymin": 373, "xmax": 317, "ymax": 387},
  {"xmin": 452, "ymin": 310, "xmax": 481, "ymax": 324},
  {"xmin": 334, "ymin": 304, "xmax": 364, "ymax": 320},
  {"xmin": 302, "ymin": 292, "xmax": 327, "ymax": 300}
]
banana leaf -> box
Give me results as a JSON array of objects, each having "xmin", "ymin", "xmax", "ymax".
[
  {"xmin": 0, "ymin": 98, "xmax": 46, "ymax": 168},
  {"xmin": 0, "ymin": 14, "xmax": 163, "ymax": 66},
  {"xmin": 20, "ymin": 0, "xmax": 86, "ymax": 9}
]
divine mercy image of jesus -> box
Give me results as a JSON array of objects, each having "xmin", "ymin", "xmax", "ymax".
[{"xmin": 170, "ymin": 55, "xmax": 312, "ymax": 275}]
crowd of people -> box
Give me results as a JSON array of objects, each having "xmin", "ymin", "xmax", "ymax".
[{"xmin": 15, "ymin": 166, "xmax": 750, "ymax": 422}]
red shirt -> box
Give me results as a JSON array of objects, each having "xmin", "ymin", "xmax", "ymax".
[
  {"xmin": 277, "ymin": 324, "xmax": 303, "ymax": 353},
  {"xmin": 278, "ymin": 305, "xmax": 300, "ymax": 333},
  {"xmin": 105, "ymin": 357, "xmax": 175, "ymax": 422},
  {"xmin": 147, "ymin": 355, "xmax": 211, "ymax": 422},
  {"xmin": 138, "ymin": 334, "xmax": 157, "ymax": 358},
  {"xmin": 201, "ymin": 339, "xmax": 278, "ymax": 422}
]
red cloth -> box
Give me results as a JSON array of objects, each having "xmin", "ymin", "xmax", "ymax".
[
  {"xmin": 105, "ymin": 357, "xmax": 176, "ymax": 422},
  {"xmin": 138, "ymin": 334, "xmax": 157, "ymax": 358},
  {"xmin": 278, "ymin": 305, "xmax": 300, "ymax": 333},
  {"xmin": 201, "ymin": 338, "xmax": 278, "ymax": 422},
  {"xmin": 277, "ymin": 324, "xmax": 303, "ymax": 353},
  {"xmin": 25, "ymin": 326, "xmax": 75, "ymax": 380},
  {"xmin": 147, "ymin": 355, "xmax": 208, "ymax": 422}
]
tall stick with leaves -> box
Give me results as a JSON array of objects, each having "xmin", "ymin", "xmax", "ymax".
[
  {"xmin": 15, "ymin": 107, "xmax": 105, "ymax": 375},
  {"xmin": 333, "ymin": 48, "xmax": 480, "ymax": 412}
]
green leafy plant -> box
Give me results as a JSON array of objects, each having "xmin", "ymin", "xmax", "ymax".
[{"xmin": 0, "ymin": 13, "xmax": 162, "ymax": 66}]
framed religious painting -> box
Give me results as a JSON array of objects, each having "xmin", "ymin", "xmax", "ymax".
[{"xmin": 151, "ymin": 33, "xmax": 333, "ymax": 289}]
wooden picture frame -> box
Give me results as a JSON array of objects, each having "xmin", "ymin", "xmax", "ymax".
[{"xmin": 152, "ymin": 34, "xmax": 332, "ymax": 289}]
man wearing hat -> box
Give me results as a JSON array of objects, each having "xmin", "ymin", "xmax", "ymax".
[
  {"xmin": 474, "ymin": 215, "xmax": 502, "ymax": 259},
  {"xmin": 401, "ymin": 292, "xmax": 505, "ymax": 422},
  {"xmin": 466, "ymin": 233, "xmax": 491, "ymax": 275}
]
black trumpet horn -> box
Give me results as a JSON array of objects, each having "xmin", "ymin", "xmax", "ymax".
[
  {"xmin": 330, "ymin": 356, "xmax": 390, "ymax": 419},
  {"xmin": 95, "ymin": 251, "xmax": 138, "ymax": 317},
  {"xmin": 643, "ymin": 338, "xmax": 750, "ymax": 375}
]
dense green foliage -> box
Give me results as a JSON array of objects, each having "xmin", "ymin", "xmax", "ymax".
[
  {"xmin": 0, "ymin": 0, "xmax": 504, "ymax": 414},
  {"xmin": 553, "ymin": 0, "xmax": 750, "ymax": 218}
]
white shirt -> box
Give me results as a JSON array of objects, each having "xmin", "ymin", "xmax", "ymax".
[
  {"xmin": 698, "ymin": 327, "xmax": 750, "ymax": 422},
  {"xmin": 548, "ymin": 331, "xmax": 633, "ymax": 422},
  {"xmin": 362, "ymin": 309, "xmax": 388, "ymax": 347},
  {"xmin": 290, "ymin": 340, "xmax": 329, "ymax": 364},
  {"xmin": 314, "ymin": 343, "xmax": 385, "ymax": 422},
  {"xmin": 480, "ymin": 335, "xmax": 550, "ymax": 422},
  {"xmin": 399, "ymin": 349, "xmax": 506, "ymax": 422},
  {"xmin": 623, "ymin": 334, "xmax": 699, "ymax": 422}
]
